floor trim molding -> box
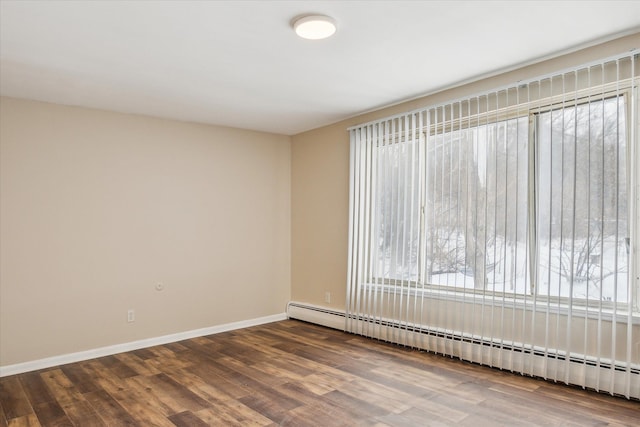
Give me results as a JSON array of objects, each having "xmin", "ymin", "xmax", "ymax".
[{"xmin": 0, "ymin": 312, "xmax": 287, "ymax": 377}]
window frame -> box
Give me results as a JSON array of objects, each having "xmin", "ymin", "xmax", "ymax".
[{"xmin": 368, "ymin": 85, "xmax": 637, "ymax": 314}]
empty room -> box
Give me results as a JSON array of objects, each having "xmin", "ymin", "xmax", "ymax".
[{"xmin": 1, "ymin": 1, "xmax": 639, "ymax": 426}]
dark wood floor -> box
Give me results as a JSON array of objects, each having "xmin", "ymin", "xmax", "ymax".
[{"xmin": 1, "ymin": 320, "xmax": 638, "ymax": 426}]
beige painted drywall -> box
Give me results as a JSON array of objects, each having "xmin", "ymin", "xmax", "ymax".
[
  {"xmin": 0, "ymin": 97, "xmax": 291, "ymax": 366},
  {"xmin": 291, "ymin": 32, "xmax": 640, "ymax": 308}
]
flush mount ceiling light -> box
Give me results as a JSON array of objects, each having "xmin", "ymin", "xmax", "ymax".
[{"xmin": 293, "ymin": 15, "xmax": 336, "ymax": 40}]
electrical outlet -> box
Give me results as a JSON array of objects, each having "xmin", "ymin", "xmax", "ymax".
[
  {"xmin": 127, "ymin": 309, "xmax": 135, "ymax": 323},
  {"xmin": 325, "ymin": 291, "xmax": 331, "ymax": 303}
]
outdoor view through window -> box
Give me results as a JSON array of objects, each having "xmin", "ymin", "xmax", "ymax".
[{"xmin": 374, "ymin": 96, "xmax": 628, "ymax": 304}]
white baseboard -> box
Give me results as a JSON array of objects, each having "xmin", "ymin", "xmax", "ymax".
[
  {"xmin": 0, "ymin": 312, "xmax": 287, "ymax": 377},
  {"xmin": 286, "ymin": 301, "xmax": 346, "ymax": 330}
]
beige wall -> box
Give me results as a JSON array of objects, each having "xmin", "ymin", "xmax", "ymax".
[
  {"xmin": 291, "ymin": 32, "xmax": 640, "ymax": 308},
  {"xmin": 0, "ymin": 97, "xmax": 291, "ymax": 366}
]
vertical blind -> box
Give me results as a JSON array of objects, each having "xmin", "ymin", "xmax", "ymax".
[{"xmin": 346, "ymin": 52, "xmax": 639, "ymax": 398}]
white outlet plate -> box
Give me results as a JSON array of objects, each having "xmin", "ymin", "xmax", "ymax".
[
  {"xmin": 127, "ymin": 309, "xmax": 135, "ymax": 323},
  {"xmin": 324, "ymin": 291, "xmax": 331, "ymax": 303}
]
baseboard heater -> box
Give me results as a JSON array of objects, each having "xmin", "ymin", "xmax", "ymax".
[{"xmin": 286, "ymin": 301, "xmax": 640, "ymax": 400}]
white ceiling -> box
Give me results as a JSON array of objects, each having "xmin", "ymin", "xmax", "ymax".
[{"xmin": 1, "ymin": 1, "xmax": 640, "ymax": 135}]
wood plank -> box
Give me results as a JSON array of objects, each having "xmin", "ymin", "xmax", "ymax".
[
  {"xmin": 165, "ymin": 368, "xmax": 237, "ymax": 403},
  {"xmin": 217, "ymin": 341, "xmax": 272, "ymax": 366},
  {"xmin": 275, "ymin": 381, "xmax": 381, "ymax": 426},
  {"xmin": 6, "ymin": 414, "xmax": 41, "ymax": 427},
  {"xmin": 167, "ymin": 411, "xmax": 210, "ymax": 427},
  {"xmin": 0, "ymin": 377, "xmax": 34, "ymax": 420},
  {"xmin": 79, "ymin": 360, "xmax": 131, "ymax": 396},
  {"xmin": 59, "ymin": 399, "xmax": 106, "ymax": 427},
  {"xmin": 0, "ymin": 402, "xmax": 8, "ymax": 427},
  {"xmin": 216, "ymin": 356, "xmax": 289, "ymax": 387},
  {"xmin": 96, "ymin": 355, "xmax": 139, "ymax": 379},
  {"xmin": 336, "ymin": 359, "xmax": 437, "ymax": 398},
  {"xmin": 129, "ymin": 373, "xmax": 210, "ymax": 415},
  {"xmin": 371, "ymin": 363, "xmax": 461, "ymax": 393},
  {"xmin": 376, "ymin": 406, "xmax": 453, "ymax": 427},
  {"xmin": 111, "ymin": 377, "xmax": 174, "ymax": 424},
  {"xmin": 129, "ymin": 348, "xmax": 156, "ymax": 360},
  {"xmin": 16, "ymin": 373, "xmax": 53, "ymax": 407},
  {"xmin": 163, "ymin": 341, "xmax": 191, "ymax": 353},
  {"xmin": 192, "ymin": 401, "xmax": 272, "ymax": 427},
  {"xmin": 279, "ymin": 402, "xmax": 358, "ymax": 427},
  {"xmin": 321, "ymin": 390, "xmax": 388, "ymax": 419},
  {"xmin": 183, "ymin": 363, "xmax": 251, "ymax": 400},
  {"xmin": 31, "ymin": 401, "xmax": 74, "ymax": 426},
  {"xmin": 83, "ymin": 390, "xmax": 137, "ymax": 426},
  {"xmin": 113, "ymin": 352, "xmax": 161, "ymax": 377},
  {"xmin": 337, "ymin": 378, "xmax": 413, "ymax": 414},
  {"xmin": 142, "ymin": 349, "xmax": 192, "ymax": 372},
  {"xmin": 249, "ymin": 360, "xmax": 307, "ymax": 383},
  {"xmin": 58, "ymin": 363, "xmax": 101, "ymax": 395},
  {"xmin": 238, "ymin": 392, "xmax": 297, "ymax": 424},
  {"xmin": 471, "ymin": 388, "xmax": 599, "ymax": 427},
  {"xmin": 39, "ymin": 369, "xmax": 85, "ymax": 407}
]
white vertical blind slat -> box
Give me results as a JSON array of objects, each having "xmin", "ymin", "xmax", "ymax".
[
  {"xmin": 410, "ymin": 112, "xmax": 419, "ymax": 347},
  {"xmin": 582, "ymin": 66, "xmax": 592, "ymax": 389},
  {"xmin": 481, "ymin": 94, "xmax": 490, "ymax": 366},
  {"xmin": 418, "ymin": 110, "xmax": 427, "ymax": 350},
  {"xmin": 610, "ymin": 59, "xmax": 621, "ymax": 396},
  {"xmin": 354, "ymin": 126, "xmax": 366, "ymax": 336},
  {"xmin": 626, "ymin": 54, "xmax": 638, "ymax": 399},
  {"xmin": 596, "ymin": 63, "xmax": 605, "ymax": 392}
]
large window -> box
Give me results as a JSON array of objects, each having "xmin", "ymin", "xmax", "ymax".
[{"xmin": 367, "ymin": 71, "xmax": 635, "ymax": 309}]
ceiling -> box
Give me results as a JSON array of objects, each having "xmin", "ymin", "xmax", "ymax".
[{"xmin": 1, "ymin": 1, "xmax": 640, "ymax": 136}]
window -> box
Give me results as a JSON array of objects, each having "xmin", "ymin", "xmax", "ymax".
[
  {"xmin": 361, "ymin": 59, "xmax": 637, "ymax": 310},
  {"xmin": 374, "ymin": 123, "xmax": 421, "ymax": 282},
  {"xmin": 422, "ymin": 116, "xmax": 529, "ymax": 294},
  {"xmin": 536, "ymin": 96, "xmax": 628, "ymax": 302}
]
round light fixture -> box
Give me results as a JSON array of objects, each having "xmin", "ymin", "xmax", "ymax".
[{"xmin": 293, "ymin": 15, "xmax": 336, "ymax": 40}]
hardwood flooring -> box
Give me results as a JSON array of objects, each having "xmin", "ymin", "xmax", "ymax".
[{"xmin": 1, "ymin": 320, "xmax": 638, "ymax": 426}]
